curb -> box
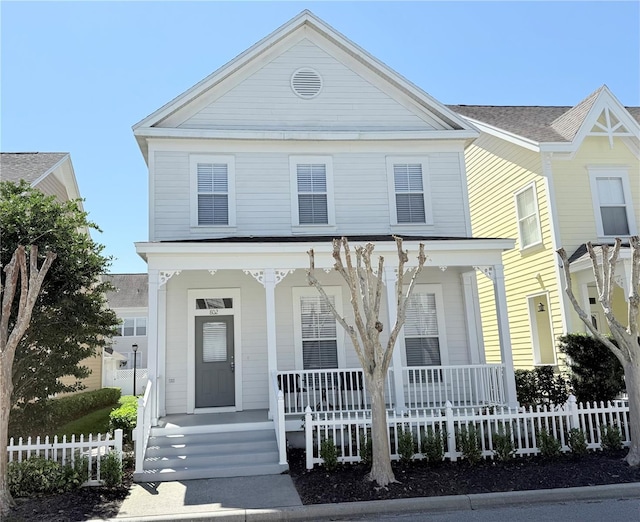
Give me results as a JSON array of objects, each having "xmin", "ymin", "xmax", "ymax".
[{"xmin": 99, "ymin": 482, "xmax": 640, "ymax": 522}]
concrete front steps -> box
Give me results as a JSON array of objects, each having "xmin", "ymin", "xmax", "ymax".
[{"xmin": 134, "ymin": 422, "xmax": 288, "ymax": 482}]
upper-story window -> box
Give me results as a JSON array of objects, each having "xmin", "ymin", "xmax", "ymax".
[
  {"xmin": 290, "ymin": 156, "xmax": 335, "ymax": 227},
  {"xmin": 514, "ymin": 183, "xmax": 542, "ymax": 250},
  {"xmin": 190, "ymin": 155, "xmax": 236, "ymax": 227},
  {"xmin": 386, "ymin": 157, "xmax": 432, "ymax": 225},
  {"xmin": 589, "ymin": 168, "xmax": 636, "ymax": 238},
  {"xmin": 114, "ymin": 317, "xmax": 147, "ymax": 337}
]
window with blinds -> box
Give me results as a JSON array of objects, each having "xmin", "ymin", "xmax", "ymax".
[
  {"xmin": 197, "ymin": 163, "xmax": 228, "ymax": 225},
  {"xmin": 596, "ymin": 177, "xmax": 630, "ymax": 236},
  {"xmin": 515, "ymin": 184, "xmax": 541, "ymax": 249},
  {"xmin": 297, "ymin": 164, "xmax": 328, "ymax": 225},
  {"xmin": 300, "ymin": 295, "xmax": 338, "ymax": 369},
  {"xmin": 394, "ymin": 164, "xmax": 425, "ymax": 223},
  {"xmin": 202, "ymin": 322, "xmax": 227, "ymax": 363},
  {"xmin": 404, "ymin": 292, "xmax": 441, "ymax": 368}
]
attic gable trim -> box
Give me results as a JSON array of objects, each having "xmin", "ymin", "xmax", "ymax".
[
  {"xmin": 30, "ymin": 153, "xmax": 70, "ymax": 188},
  {"xmin": 459, "ymin": 117, "xmax": 541, "ymax": 152},
  {"xmin": 133, "ymin": 11, "xmax": 473, "ymax": 134},
  {"xmin": 134, "ymin": 127, "xmax": 479, "ymax": 142}
]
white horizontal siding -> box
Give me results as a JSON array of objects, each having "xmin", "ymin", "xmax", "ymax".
[
  {"xmin": 178, "ymin": 39, "xmax": 439, "ymax": 132},
  {"xmin": 152, "ymin": 149, "xmax": 468, "ymax": 241}
]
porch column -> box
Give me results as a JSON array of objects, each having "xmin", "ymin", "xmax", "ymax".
[
  {"xmin": 147, "ymin": 269, "xmax": 160, "ymax": 425},
  {"xmin": 491, "ymin": 264, "xmax": 518, "ymax": 408},
  {"xmin": 157, "ymin": 283, "xmax": 167, "ymax": 418},
  {"xmin": 461, "ymin": 271, "xmax": 483, "ymax": 364},
  {"xmin": 384, "ymin": 266, "xmax": 406, "ymax": 413}
]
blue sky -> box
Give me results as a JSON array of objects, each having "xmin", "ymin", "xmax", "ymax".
[{"xmin": 2, "ymin": 1, "xmax": 638, "ymax": 274}]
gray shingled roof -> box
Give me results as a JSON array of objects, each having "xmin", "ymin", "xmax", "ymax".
[
  {"xmin": 1, "ymin": 153, "xmax": 69, "ymax": 183},
  {"xmin": 448, "ymin": 87, "xmax": 640, "ymax": 143},
  {"xmin": 103, "ymin": 274, "xmax": 148, "ymax": 309}
]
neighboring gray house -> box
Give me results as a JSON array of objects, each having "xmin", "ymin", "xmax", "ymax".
[{"xmin": 104, "ymin": 273, "xmax": 149, "ymax": 369}]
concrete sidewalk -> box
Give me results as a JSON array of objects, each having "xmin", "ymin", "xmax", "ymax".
[{"xmin": 96, "ymin": 477, "xmax": 640, "ymax": 522}]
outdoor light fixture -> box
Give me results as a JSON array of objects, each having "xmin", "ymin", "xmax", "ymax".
[
  {"xmin": 132, "ymin": 343, "xmax": 139, "ymax": 395},
  {"xmin": 537, "ymin": 302, "xmax": 546, "ymax": 313}
]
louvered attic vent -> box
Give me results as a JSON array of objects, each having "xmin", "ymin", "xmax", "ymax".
[{"xmin": 291, "ymin": 68, "xmax": 322, "ymax": 99}]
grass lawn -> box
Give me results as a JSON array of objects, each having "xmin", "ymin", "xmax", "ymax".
[{"xmin": 55, "ymin": 404, "xmax": 117, "ymax": 438}]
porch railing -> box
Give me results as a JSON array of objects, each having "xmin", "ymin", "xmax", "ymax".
[
  {"xmin": 270, "ymin": 372, "xmax": 288, "ymax": 465},
  {"xmin": 276, "ymin": 364, "xmax": 505, "ymax": 415},
  {"xmin": 133, "ymin": 380, "xmax": 153, "ymax": 474}
]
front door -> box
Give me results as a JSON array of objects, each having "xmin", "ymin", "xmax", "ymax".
[{"xmin": 195, "ymin": 315, "xmax": 235, "ymax": 408}]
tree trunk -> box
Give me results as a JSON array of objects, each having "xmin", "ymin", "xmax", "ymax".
[
  {"xmin": 623, "ymin": 358, "xmax": 640, "ymax": 466},
  {"xmin": 366, "ymin": 372, "xmax": 396, "ymax": 486},
  {"xmin": 0, "ymin": 353, "xmax": 14, "ymax": 516}
]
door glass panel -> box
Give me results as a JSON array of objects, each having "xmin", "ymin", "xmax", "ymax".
[
  {"xmin": 196, "ymin": 298, "xmax": 233, "ymax": 309},
  {"xmin": 202, "ymin": 322, "xmax": 227, "ymax": 362}
]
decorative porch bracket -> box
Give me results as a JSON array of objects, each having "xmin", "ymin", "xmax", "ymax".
[
  {"xmin": 244, "ymin": 269, "xmax": 295, "ymax": 419},
  {"xmin": 473, "ymin": 266, "xmax": 495, "ymax": 281},
  {"xmin": 158, "ymin": 270, "xmax": 181, "ymax": 287}
]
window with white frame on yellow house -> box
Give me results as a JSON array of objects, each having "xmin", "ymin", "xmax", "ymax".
[
  {"xmin": 515, "ymin": 183, "xmax": 542, "ymax": 250},
  {"xmin": 588, "ymin": 168, "xmax": 636, "ymax": 239}
]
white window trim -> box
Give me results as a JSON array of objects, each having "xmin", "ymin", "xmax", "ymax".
[
  {"xmin": 189, "ymin": 154, "xmax": 236, "ymax": 229},
  {"xmin": 588, "ymin": 166, "xmax": 637, "ymax": 239},
  {"xmin": 289, "ymin": 156, "xmax": 335, "ymax": 229},
  {"xmin": 292, "ymin": 286, "xmax": 345, "ymax": 370},
  {"xmin": 399, "ymin": 284, "xmax": 448, "ymax": 366},
  {"xmin": 115, "ymin": 316, "xmax": 148, "ymax": 337},
  {"xmin": 187, "ymin": 288, "xmax": 242, "ymax": 414},
  {"xmin": 386, "ymin": 156, "xmax": 434, "ymax": 226},
  {"xmin": 514, "ymin": 182, "xmax": 543, "ymax": 252}
]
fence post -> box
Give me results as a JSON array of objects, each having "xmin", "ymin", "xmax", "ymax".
[
  {"xmin": 114, "ymin": 429, "xmax": 123, "ymax": 465},
  {"xmin": 567, "ymin": 394, "xmax": 579, "ymax": 430},
  {"xmin": 305, "ymin": 406, "xmax": 313, "ymax": 470},
  {"xmin": 445, "ymin": 400, "xmax": 457, "ymax": 462},
  {"xmin": 134, "ymin": 396, "xmax": 145, "ymax": 474}
]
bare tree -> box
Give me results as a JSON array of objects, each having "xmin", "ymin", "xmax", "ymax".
[
  {"xmin": 307, "ymin": 236, "xmax": 426, "ymax": 486},
  {"xmin": 1, "ymin": 246, "xmax": 56, "ymax": 515},
  {"xmin": 557, "ymin": 236, "xmax": 639, "ymax": 466}
]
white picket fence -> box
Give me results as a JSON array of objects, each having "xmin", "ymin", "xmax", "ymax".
[
  {"xmin": 7, "ymin": 429, "xmax": 123, "ymax": 486},
  {"xmin": 304, "ymin": 395, "xmax": 630, "ymax": 469}
]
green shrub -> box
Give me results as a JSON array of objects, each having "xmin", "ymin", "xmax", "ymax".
[
  {"xmin": 8, "ymin": 455, "xmax": 88, "ymax": 497},
  {"xmin": 100, "ymin": 451, "xmax": 123, "ymax": 487},
  {"xmin": 492, "ymin": 424, "xmax": 516, "ymax": 461},
  {"xmin": 397, "ymin": 428, "xmax": 415, "ymax": 464},
  {"xmin": 420, "ymin": 426, "xmax": 444, "ymax": 464},
  {"xmin": 567, "ymin": 428, "xmax": 588, "ymax": 456},
  {"xmin": 109, "ymin": 395, "xmax": 138, "ymax": 443},
  {"xmin": 319, "ymin": 438, "xmax": 339, "ymax": 471},
  {"xmin": 10, "ymin": 388, "xmax": 121, "ymax": 437},
  {"xmin": 537, "ymin": 428, "xmax": 562, "ymax": 458},
  {"xmin": 600, "ymin": 424, "xmax": 623, "ymax": 452},
  {"xmin": 359, "ymin": 433, "xmax": 373, "ymax": 466},
  {"xmin": 515, "ymin": 367, "xmax": 569, "ymax": 408},
  {"xmin": 457, "ymin": 425, "xmax": 482, "ymax": 464},
  {"xmin": 558, "ymin": 334, "xmax": 626, "ymax": 404}
]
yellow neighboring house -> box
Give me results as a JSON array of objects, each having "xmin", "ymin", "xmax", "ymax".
[
  {"xmin": 1, "ymin": 152, "xmax": 105, "ymax": 392},
  {"xmin": 448, "ymin": 86, "xmax": 640, "ymax": 369}
]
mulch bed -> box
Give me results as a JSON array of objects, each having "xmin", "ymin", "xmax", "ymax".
[{"xmin": 287, "ymin": 448, "xmax": 640, "ymax": 504}]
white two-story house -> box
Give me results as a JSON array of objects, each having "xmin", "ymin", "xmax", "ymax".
[{"xmin": 132, "ymin": 11, "xmax": 517, "ymax": 481}]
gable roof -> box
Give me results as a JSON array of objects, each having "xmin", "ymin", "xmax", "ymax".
[
  {"xmin": 133, "ymin": 10, "xmax": 474, "ymax": 150},
  {"xmin": 1, "ymin": 152, "xmax": 69, "ymax": 184},
  {"xmin": 449, "ymin": 86, "xmax": 640, "ymax": 146},
  {"xmin": 103, "ymin": 274, "xmax": 148, "ymax": 309}
]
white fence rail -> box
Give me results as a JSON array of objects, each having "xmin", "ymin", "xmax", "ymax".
[
  {"xmin": 133, "ymin": 380, "xmax": 154, "ymax": 474},
  {"xmin": 270, "ymin": 372, "xmax": 288, "ymax": 466},
  {"xmin": 112, "ymin": 368, "xmax": 149, "ymax": 396},
  {"xmin": 304, "ymin": 395, "xmax": 630, "ymax": 469},
  {"xmin": 7, "ymin": 429, "xmax": 123, "ymax": 486}
]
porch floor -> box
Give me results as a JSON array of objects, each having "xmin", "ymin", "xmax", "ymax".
[{"xmin": 157, "ymin": 409, "xmax": 269, "ymax": 429}]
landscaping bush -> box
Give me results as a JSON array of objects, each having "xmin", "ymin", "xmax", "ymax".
[
  {"xmin": 320, "ymin": 438, "xmax": 339, "ymax": 471},
  {"xmin": 492, "ymin": 424, "xmax": 516, "ymax": 461},
  {"xmin": 397, "ymin": 428, "xmax": 415, "ymax": 464},
  {"xmin": 537, "ymin": 428, "xmax": 562, "ymax": 458},
  {"xmin": 8, "ymin": 455, "xmax": 89, "ymax": 497},
  {"xmin": 457, "ymin": 425, "xmax": 482, "ymax": 464},
  {"xmin": 558, "ymin": 333, "xmax": 626, "ymax": 404},
  {"xmin": 600, "ymin": 424, "xmax": 623, "ymax": 452},
  {"xmin": 420, "ymin": 426, "xmax": 444, "ymax": 464},
  {"xmin": 9, "ymin": 388, "xmax": 121, "ymax": 437},
  {"xmin": 109, "ymin": 395, "xmax": 138, "ymax": 443},
  {"xmin": 515, "ymin": 366, "xmax": 569, "ymax": 408},
  {"xmin": 100, "ymin": 451, "xmax": 123, "ymax": 487},
  {"xmin": 359, "ymin": 433, "xmax": 373, "ymax": 466},
  {"xmin": 567, "ymin": 428, "xmax": 588, "ymax": 456}
]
